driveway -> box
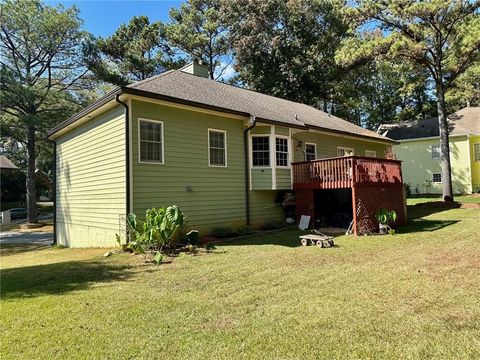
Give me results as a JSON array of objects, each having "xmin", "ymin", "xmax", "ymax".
[{"xmin": 0, "ymin": 231, "xmax": 53, "ymax": 245}]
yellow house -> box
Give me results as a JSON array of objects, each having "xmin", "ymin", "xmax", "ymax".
[{"xmin": 379, "ymin": 107, "xmax": 480, "ymax": 194}]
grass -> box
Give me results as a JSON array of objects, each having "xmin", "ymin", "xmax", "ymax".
[
  {"xmin": 1, "ymin": 205, "xmax": 479, "ymax": 359},
  {"xmin": 406, "ymin": 194, "xmax": 480, "ymax": 205}
]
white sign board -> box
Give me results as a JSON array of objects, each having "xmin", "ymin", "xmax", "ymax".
[{"xmin": 298, "ymin": 215, "xmax": 311, "ymax": 230}]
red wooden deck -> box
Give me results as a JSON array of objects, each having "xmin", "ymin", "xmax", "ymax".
[
  {"xmin": 292, "ymin": 156, "xmax": 406, "ymax": 235},
  {"xmin": 292, "ymin": 156, "xmax": 403, "ymax": 190}
]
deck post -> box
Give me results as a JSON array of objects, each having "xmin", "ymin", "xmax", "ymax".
[{"xmin": 351, "ymin": 158, "xmax": 358, "ymax": 237}]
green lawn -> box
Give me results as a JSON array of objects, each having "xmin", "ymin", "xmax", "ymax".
[
  {"xmin": 1, "ymin": 205, "xmax": 479, "ymax": 359},
  {"xmin": 406, "ymin": 194, "xmax": 480, "ymax": 205}
]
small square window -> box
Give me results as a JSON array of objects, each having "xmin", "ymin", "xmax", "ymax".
[
  {"xmin": 432, "ymin": 173, "xmax": 442, "ymax": 183},
  {"xmin": 474, "ymin": 143, "xmax": 480, "ymax": 162},
  {"xmin": 276, "ymin": 138, "xmax": 289, "ymax": 167},
  {"xmin": 431, "ymin": 145, "xmax": 440, "ymax": 160},
  {"xmin": 365, "ymin": 150, "xmax": 376, "ymax": 158}
]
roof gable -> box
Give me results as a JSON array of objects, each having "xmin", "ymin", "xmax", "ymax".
[{"xmin": 378, "ymin": 107, "xmax": 480, "ymax": 140}]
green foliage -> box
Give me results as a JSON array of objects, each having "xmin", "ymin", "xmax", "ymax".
[
  {"xmin": 0, "ymin": 0, "xmax": 86, "ymax": 222},
  {"xmin": 226, "ymin": 0, "xmax": 349, "ymax": 107},
  {"xmin": 126, "ymin": 241, "xmax": 146, "ymax": 255},
  {"xmin": 163, "ymin": 0, "xmax": 232, "ymax": 79},
  {"xmin": 153, "ymin": 252, "xmax": 164, "ymax": 265},
  {"xmin": 336, "ymin": 0, "xmax": 480, "ymax": 199},
  {"xmin": 388, "ymin": 229, "xmax": 396, "ymax": 236},
  {"xmin": 375, "ymin": 209, "xmax": 398, "ymax": 225},
  {"xmin": 83, "ymin": 16, "xmax": 183, "ymax": 86},
  {"xmin": 126, "ymin": 205, "xmax": 185, "ymax": 251}
]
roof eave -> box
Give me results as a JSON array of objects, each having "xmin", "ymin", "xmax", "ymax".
[
  {"xmin": 305, "ymin": 124, "xmax": 399, "ymax": 145},
  {"xmin": 47, "ymin": 87, "xmax": 122, "ymax": 139},
  {"xmin": 47, "ymin": 85, "xmax": 398, "ymax": 145}
]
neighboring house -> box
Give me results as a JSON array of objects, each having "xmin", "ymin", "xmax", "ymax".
[
  {"xmin": 0, "ymin": 155, "xmax": 18, "ymax": 172},
  {"xmin": 378, "ymin": 107, "xmax": 480, "ymax": 195},
  {"xmin": 48, "ymin": 62, "xmax": 405, "ymax": 247}
]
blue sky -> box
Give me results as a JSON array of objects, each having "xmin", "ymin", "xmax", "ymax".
[{"xmin": 45, "ymin": 1, "xmax": 183, "ymax": 37}]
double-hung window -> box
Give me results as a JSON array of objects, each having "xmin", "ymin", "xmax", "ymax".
[
  {"xmin": 208, "ymin": 129, "xmax": 227, "ymax": 167},
  {"xmin": 139, "ymin": 119, "xmax": 164, "ymax": 163},
  {"xmin": 276, "ymin": 137, "xmax": 289, "ymax": 167},
  {"xmin": 252, "ymin": 136, "xmax": 270, "ymax": 167},
  {"xmin": 431, "ymin": 145, "xmax": 440, "ymax": 160},
  {"xmin": 305, "ymin": 143, "xmax": 316, "ymax": 161},
  {"xmin": 474, "ymin": 143, "xmax": 480, "ymax": 162}
]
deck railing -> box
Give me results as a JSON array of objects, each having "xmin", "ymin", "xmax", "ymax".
[{"xmin": 292, "ymin": 156, "xmax": 402, "ymax": 189}]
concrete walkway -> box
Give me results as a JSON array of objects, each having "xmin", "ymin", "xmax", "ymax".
[{"xmin": 0, "ymin": 231, "xmax": 53, "ymax": 245}]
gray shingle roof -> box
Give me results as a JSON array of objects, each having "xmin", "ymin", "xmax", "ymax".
[
  {"xmin": 126, "ymin": 70, "xmax": 391, "ymax": 142},
  {"xmin": 0, "ymin": 155, "xmax": 18, "ymax": 169},
  {"xmin": 378, "ymin": 107, "xmax": 480, "ymax": 140}
]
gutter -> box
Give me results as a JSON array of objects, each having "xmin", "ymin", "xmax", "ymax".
[
  {"xmin": 115, "ymin": 95, "xmax": 131, "ymax": 234},
  {"xmin": 244, "ymin": 116, "xmax": 257, "ymax": 227},
  {"xmin": 48, "ymin": 139, "xmax": 57, "ymax": 246}
]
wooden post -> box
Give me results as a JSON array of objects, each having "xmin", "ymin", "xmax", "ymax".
[{"xmin": 351, "ymin": 158, "xmax": 358, "ymax": 237}]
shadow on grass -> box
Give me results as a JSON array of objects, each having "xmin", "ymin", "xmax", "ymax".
[
  {"xmin": 0, "ymin": 259, "xmax": 131, "ymax": 299},
  {"xmin": 0, "ymin": 243, "xmax": 52, "ymax": 257},
  {"xmin": 408, "ymin": 202, "xmax": 462, "ymax": 219},
  {"xmin": 225, "ymin": 229, "xmax": 316, "ymax": 248},
  {"xmin": 398, "ymin": 219, "xmax": 459, "ymax": 234}
]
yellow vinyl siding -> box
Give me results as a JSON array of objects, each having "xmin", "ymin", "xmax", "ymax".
[
  {"xmin": 393, "ymin": 136, "xmax": 472, "ymax": 194},
  {"xmin": 55, "ymin": 106, "xmax": 126, "ymax": 247},
  {"xmin": 292, "ymin": 131, "xmax": 388, "ymax": 162},
  {"xmin": 470, "ymin": 135, "xmax": 480, "ymax": 192}
]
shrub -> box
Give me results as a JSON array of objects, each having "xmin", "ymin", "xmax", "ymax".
[
  {"xmin": 125, "ymin": 205, "xmax": 185, "ymax": 252},
  {"xmin": 375, "ymin": 209, "xmax": 397, "ymax": 225}
]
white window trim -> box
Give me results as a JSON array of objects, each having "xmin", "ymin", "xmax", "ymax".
[
  {"xmin": 208, "ymin": 128, "xmax": 227, "ymax": 167},
  {"xmin": 474, "ymin": 143, "xmax": 480, "ymax": 162},
  {"xmin": 251, "ymin": 134, "xmax": 271, "ymax": 169},
  {"xmin": 337, "ymin": 146, "xmax": 354, "ymax": 157},
  {"xmin": 365, "ymin": 150, "xmax": 376, "ymax": 158},
  {"xmin": 305, "ymin": 142, "xmax": 317, "ymax": 161},
  {"xmin": 275, "ymin": 135, "xmax": 291, "ymax": 169},
  {"xmin": 138, "ymin": 118, "xmax": 165, "ymax": 165},
  {"xmin": 432, "ymin": 173, "xmax": 442, "ymax": 183},
  {"xmin": 431, "ymin": 144, "xmax": 441, "ymax": 160}
]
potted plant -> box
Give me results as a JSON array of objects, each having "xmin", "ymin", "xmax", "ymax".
[{"xmin": 375, "ymin": 209, "xmax": 397, "ymax": 234}]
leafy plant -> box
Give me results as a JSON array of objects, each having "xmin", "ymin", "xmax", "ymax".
[
  {"xmin": 125, "ymin": 205, "xmax": 185, "ymax": 252},
  {"xmin": 388, "ymin": 229, "xmax": 396, "ymax": 236},
  {"xmin": 153, "ymin": 252, "xmax": 163, "ymax": 265},
  {"xmin": 375, "ymin": 209, "xmax": 397, "ymax": 225}
]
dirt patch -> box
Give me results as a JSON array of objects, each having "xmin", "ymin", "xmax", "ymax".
[{"xmin": 459, "ymin": 203, "xmax": 480, "ymax": 209}]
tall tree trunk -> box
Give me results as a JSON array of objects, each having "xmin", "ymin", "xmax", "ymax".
[
  {"xmin": 436, "ymin": 84, "xmax": 454, "ymax": 202},
  {"xmin": 26, "ymin": 125, "xmax": 38, "ymax": 223}
]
